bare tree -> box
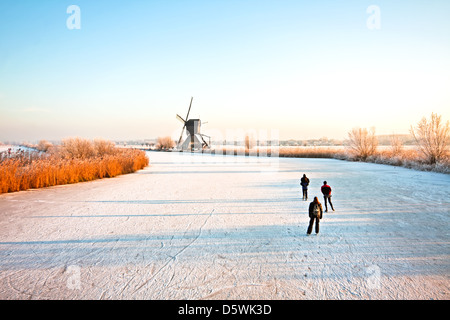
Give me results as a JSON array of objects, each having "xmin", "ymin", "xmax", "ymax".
[
  {"xmin": 60, "ymin": 137, "xmax": 96, "ymax": 159},
  {"xmin": 156, "ymin": 136, "xmax": 175, "ymax": 150},
  {"xmin": 410, "ymin": 113, "xmax": 449, "ymax": 164},
  {"xmin": 244, "ymin": 134, "xmax": 255, "ymax": 150},
  {"xmin": 347, "ymin": 127, "xmax": 378, "ymax": 160},
  {"xmin": 390, "ymin": 134, "xmax": 403, "ymax": 155},
  {"xmin": 93, "ymin": 139, "xmax": 116, "ymax": 156},
  {"xmin": 37, "ymin": 140, "xmax": 53, "ymax": 152}
]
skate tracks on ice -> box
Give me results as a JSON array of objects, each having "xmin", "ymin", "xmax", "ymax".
[{"xmin": 0, "ymin": 151, "xmax": 449, "ymax": 299}]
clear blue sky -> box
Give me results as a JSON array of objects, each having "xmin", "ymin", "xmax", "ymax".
[{"xmin": 1, "ymin": 0, "xmax": 449, "ymax": 142}]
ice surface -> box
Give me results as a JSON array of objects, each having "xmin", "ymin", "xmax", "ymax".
[{"xmin": 0, "ymin": 151, "xmax": 448, "ymax": 299}]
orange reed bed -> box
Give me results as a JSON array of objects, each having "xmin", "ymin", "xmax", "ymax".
[{"xmin": 0, "ymin": 149, "xmax": 149, "ymax": 194}]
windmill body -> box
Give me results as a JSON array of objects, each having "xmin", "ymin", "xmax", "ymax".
[
  {"xmin": 176, "ymin": 98, "xmax": 210, "ymax": 151},
  {"xmin": 186, "ymin": 119, "xmax": 201, "ymax": 135}
]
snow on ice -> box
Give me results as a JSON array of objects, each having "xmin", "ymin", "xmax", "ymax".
[{"xmin": 0, "ymin": 151, "xmax": 448, "ymax": 299}]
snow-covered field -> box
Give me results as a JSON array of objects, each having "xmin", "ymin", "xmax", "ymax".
[{"xmin": 0, "ymin": 151, "xmax": 448, "ymax": 299}]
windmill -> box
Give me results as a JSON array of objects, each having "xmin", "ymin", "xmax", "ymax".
[{"xmin": 176, "ymin": 97, "xmax": 210, "ymax": 151}]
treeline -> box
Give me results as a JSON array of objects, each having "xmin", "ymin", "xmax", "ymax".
[
  {"xmin": 342, "ymin": 113, "xmax": 448, "ymax": 172},
  {"xmin": 229, "ymin": 113, "xmax": 449, "ymax": 173}
]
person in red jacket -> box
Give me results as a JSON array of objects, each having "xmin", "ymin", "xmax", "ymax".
[{"xmin": 321, "ymin": 181, "xmax": 335, "ymax": 212}]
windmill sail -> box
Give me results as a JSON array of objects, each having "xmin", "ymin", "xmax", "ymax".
[{"xmin": 176, "ymin": 114, "xmax": 186, "ymax": 123}]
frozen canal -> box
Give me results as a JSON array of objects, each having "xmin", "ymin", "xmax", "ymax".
[{"xmin": 0, "ymin": 151, "xmax": 449, "ymax": 299}]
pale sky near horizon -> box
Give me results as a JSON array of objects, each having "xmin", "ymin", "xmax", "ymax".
[{"xmin": 1, "ymin": 0, "xmax": 449, "ymax": 142}]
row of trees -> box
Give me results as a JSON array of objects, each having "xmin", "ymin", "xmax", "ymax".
[{"xmin": 348, "ymin": 113, "xmax": 449, "ymax": 164}]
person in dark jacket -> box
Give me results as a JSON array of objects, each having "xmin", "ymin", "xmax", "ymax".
[
  {"xmin": 307, "ymin": 196, "xmax": 323, "ymax": 235},
  {"xmin": 300, "ymin": 174, "xmax": 310, "ymax": 200},
  {"xmin": 321, "ymin": 181, "xmax": 334, "ymax": 212}
]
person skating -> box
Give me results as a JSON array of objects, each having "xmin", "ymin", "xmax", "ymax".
[
  {"xmin": 307, "ymin": 196, "xmax": 323, "ymax": 235},
  {"xmin": 321, "ymin": 181, "xmax": 334, "ymax": 212},
  {"xmin": 300, "ymin": 174, "xmax": 310, "ymax": 201}
]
